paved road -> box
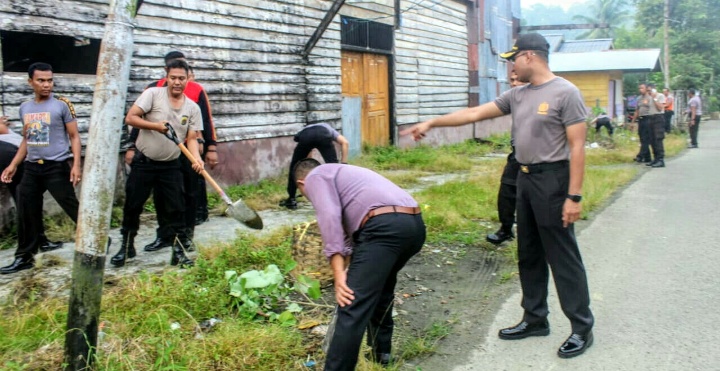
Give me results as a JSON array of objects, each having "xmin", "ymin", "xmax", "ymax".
[{"xmin": 451, "ymin": 120, "xmax": 720, "ymax": 370}]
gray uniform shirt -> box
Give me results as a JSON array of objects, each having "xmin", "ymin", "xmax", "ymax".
[
  {"xmin": 133, "ymin": 87, "xmax": 202, "ymax": 161},
  {"xmin": 494, "ymin": 77, "xmax": 587, "ymax": 165},
  {"xmin": 636, "ymin": 93, "xmax": 651, "ymax": 116},
  {"xmin": 649, "ymin": 93, "xmax": 665, "ymax": 115}
]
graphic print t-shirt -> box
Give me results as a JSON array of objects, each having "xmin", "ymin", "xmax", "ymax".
[{"xmin": 19, "ymin": 94, "xmax": 77, "ymax": 162}]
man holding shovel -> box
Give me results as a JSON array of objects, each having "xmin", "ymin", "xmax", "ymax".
[{"xmin": 112, "ymin": 59, "xmax": 203, "ymax": 268}]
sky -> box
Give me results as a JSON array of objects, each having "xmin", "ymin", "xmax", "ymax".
[{"xmin": 521, "ymin": 0, "xmax": 588, "ymax": 10}]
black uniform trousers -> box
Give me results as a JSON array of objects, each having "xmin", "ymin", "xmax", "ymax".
[
  {"xmin": 516, "ymin": 163, "xmax": 594, "ymax": 334},
  {"xmin": 595, "ymin": 119, "xmax": 613, "ymax": 136},
  {"xmin": 689, "ymin": 116, "xmax": 701, "ymax": 146},
  {"xmin": 15, "ymin": 160, "xmax": 79, "ymax": 259},
  {"xmin": 122, "ymin": 154, "xmax": 185, "ymax": 241},
  {"xmin": 324, "ymin": 213, "xmax": 426, "ymax": 371},
  {"xmin": 0, "ymin": 141, "xmax": 24, "ymax": 203},
  {"xmin": 637, "ymin": 116, "xmax": 652, "ymax": 161},
  {"xmin": 196, "ymin": 150, "xmax": 209, "ymax": 221},
  {"xmin": 648, "ymin": 114, "xmax": 665, "ymax": 160},
  {"xmin": 497, "ymin": 149, "xmax": 519, "ymax": 233},
  {"xmin": 154, "ymin": 154, "xmax": 198, "ymax": 240},
  {"xmin": 287, "ymin": 126, "xmax": 339, "ymax": 199},
  {"xmin": 664, "ymin": 110, "xmax": 674, "ymax": 133}
]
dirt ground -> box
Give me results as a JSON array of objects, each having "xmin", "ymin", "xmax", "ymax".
[{"xmin": 388, "ymin": 239, "xmax": 517, "ymax": 370}]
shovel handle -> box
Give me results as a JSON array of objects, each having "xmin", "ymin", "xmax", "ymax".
[{"xmin": 177, "ymin": 142, "xmax": 233, "ymax": 205}]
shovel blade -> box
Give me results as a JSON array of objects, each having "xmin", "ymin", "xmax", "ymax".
[{"xmin": 225, "ymin": 199, "xmax": 264, "ymax": 230}]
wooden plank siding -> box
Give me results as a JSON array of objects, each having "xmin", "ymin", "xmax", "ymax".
[
  {"xmin": 0, "ymin": 0, "xmax": 480, "ymax": 186},
  {"xmin": 558, "ymin": 72, "xmax": 612, "ymax": 111}
]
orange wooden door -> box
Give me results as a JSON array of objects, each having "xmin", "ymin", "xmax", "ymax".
[
  {"xmin": 341, "ymin": 51, "xmax": 390, "ymax": 147},
  {"xmin": 362, "ymin": 53, "xmax": 390, "ymax": 146}
]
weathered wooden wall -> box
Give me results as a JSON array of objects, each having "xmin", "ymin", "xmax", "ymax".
[{"xmin": 0, "ymin": 0, "xmax": 505, "ymax": 185}]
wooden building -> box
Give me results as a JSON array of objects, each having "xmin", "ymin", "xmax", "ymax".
[{"xmin": 0, "ymin": 0, "xmax": 518, "ymax": 225}]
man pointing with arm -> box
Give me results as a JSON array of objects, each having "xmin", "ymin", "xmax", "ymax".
[{"xmin": 402, "ymin": 33, "xmax": 595, "ymax": 358}]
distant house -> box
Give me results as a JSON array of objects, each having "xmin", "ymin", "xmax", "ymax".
[{"xmin": 545, "ymin": 35, "xmax": 662, "ymax": 120}]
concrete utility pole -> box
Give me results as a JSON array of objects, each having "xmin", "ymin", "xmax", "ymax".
[
  {"xmin": 64, "ymin": 0, "xmax": 138, "ymax": 369},
  {"xmin": 663, "ymin": 0, "xmax": 670, "ymax": 88}
]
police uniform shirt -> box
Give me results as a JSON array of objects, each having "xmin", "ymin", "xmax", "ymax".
[
  {"xmin": 133, "ymin": 87, "xmax": 202, "ymax": 161},
  {"xmin": 494, "ymin": 77, "xmax": 588, "ymax": 165}
]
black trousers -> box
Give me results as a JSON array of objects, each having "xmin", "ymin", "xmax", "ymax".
[
  {"xmin": 648, "ymin": 115, "xmax": 665, "ymax": 160},
  {"xmin": 664, "ymin": 110, "xmax": 674, "ymax": 133},
  {"xmin": 516, "ymin": 164, "xmax": 594, "ymax": 334},
  {"xmin": 122, "ymin": 156, "xmax": 185, "ymax": 241},
  {"xmin": 196, "ymin": 150, "xmax": 209, "ymax": 220},
  {"xmin": 0, "ymin": 141, "xmax": 23, "ymax": 203},
  {"xmin": 287, "ymin": 126, "xmax": 338, "ymax": 199},
  {"xmin": 689, "ymin": 116, "xmax": 701, "ymax": 146},
  {"xmin": 497, "ymin": 150, "xmax": 519, "ymax": 232},
  {"xmin": 595, "ymin": 121, "xmax": 613, "ymax": 136},
  {"xmin": 154, "ymin": 154, "xmax": 198, "ymax": 240},
  {"xmin": 15, "ymin": 160, "xmax": 79, "ymax": 259},
  {"xmin": 637, "ymin": 116, "xmax": 651, "ymax": 161},
  {"xmin": 324, "ymin": 213, "xmax": 426, "ymax": 371}
]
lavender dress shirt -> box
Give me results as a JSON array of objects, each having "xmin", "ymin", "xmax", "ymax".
[{"xmin": 303, "ymin": 164, "xmax": 418, "ymax": 259}]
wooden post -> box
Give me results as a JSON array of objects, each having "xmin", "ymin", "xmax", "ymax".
[{"xmin": 64, "ymin": 0, "xmax": 138, "ymax": 369}]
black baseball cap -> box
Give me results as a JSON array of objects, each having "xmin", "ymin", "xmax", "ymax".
[{"xmin": 500, "ymin": 33, "xmax": 550, "ymax": 60}]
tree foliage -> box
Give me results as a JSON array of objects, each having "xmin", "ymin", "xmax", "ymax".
[
  {"xmin": 573, "ymin": 0, "xmax": 632, "ymax": 39},
  {"xmin": 634, "ymin": 0, "xmax": 720, "ymax": 104}
]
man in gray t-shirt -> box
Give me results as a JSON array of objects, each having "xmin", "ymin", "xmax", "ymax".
[
  {"xmin": 402, "ymin": 33, "xmax": 594, "ymax": 359},
  {"xmin": 0, "ymin": 63, "xmax": 82, "ymax": 275}
]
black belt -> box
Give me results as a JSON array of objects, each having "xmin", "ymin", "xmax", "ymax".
[
  {"xmin": 519, "ymin": 160, "xmax": 568, "ymax": 174},
  {"xmin": 27, "ymin": 159, "xmax": 63, "ymax": 165}
]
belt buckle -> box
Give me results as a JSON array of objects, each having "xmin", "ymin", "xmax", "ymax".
[
  {"xmin": 520, "ymin": 165, "xmax": 529, "ymax": 174},
  {"xmin": 38, "ymin": 159, "xmax": 44, "ymax": 165}
]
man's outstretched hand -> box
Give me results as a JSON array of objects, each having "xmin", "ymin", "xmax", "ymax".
[{"xmin": 399, "ymin": 121, "xmax": 432, "ymax": 141}]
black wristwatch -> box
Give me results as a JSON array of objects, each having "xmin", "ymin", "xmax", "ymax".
[{"xmin": 567, "ymin": 194, "xmax": 583, "ymax": 203}]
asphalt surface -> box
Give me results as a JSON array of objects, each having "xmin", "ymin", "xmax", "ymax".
[{"xmin": 452, "ymin": 120, "xmax": 720, "ymax": 371}]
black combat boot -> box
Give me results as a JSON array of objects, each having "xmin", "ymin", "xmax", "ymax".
[
  {"xmin": 170, "ymin": 238, "xmax": 194, "ymax": 268},
  {"xmin": 111, "ymin": 230, "xmax": 137, "ymax": 267}
]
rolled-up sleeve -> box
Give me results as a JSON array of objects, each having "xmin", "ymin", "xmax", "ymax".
[{"xmin": 305, "ymin": 173, "xmax": 352, "ymax": 259}]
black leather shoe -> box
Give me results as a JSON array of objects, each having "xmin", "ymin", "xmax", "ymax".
[
  {"xmin": 144, "ymin": 237, "xmax": 172, "ymax": 252},
  {"xmin": 39, "ymin": 240, "xmax": 64, "ymax": 253},
  {"xmin": 366, "ymin": 352, "xmax": 392, "ymax": 367},
  {"xmin": 498, "ymin": 320, "xmax": 550, "ymax": 340},
  {"xmin": 0, "ymin": 257, "xmax": 35, "ymax": 275},
  {"xmin": 651, "ymin": 159, "xmax": 665, "ymax": 168},
  {"xmin": 486, "ymin": 229, "xmax": 514, "ymax": 245},
  {"xmin": 195, "ymin": 215, "xmax": 209, "ymax": 226},
  {"xmin": 558, "ymin": 331, "xmax": 594, "ymax": 358},
  {"xmin": 279, "ymin": 198, "xmax": 297, "ymax": 210}
]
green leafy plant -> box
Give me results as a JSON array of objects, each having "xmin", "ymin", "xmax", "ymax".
[{"xmin": 226, "ymin": 262, "xmax": 321, "ymax": 326}]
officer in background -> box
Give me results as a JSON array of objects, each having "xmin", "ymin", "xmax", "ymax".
[
  {"xmin": 590, "ymin": 111, "xmax": 613, "ymax": 136},
  {"xmin": 632, "ymin": 83, "xmax": 652, "ymax": 163},
  {"xmin": 486, "ymin": 70, "xmax": 526, "ymax": 245},
  {"xmin": 279, "ymin": 123, "xmax": 349, "ymax": 210}
]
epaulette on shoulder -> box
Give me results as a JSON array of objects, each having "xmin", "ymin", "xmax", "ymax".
[{"xmin": 55, "ymin": 95, "xmax": 77, "ymax": 118}]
